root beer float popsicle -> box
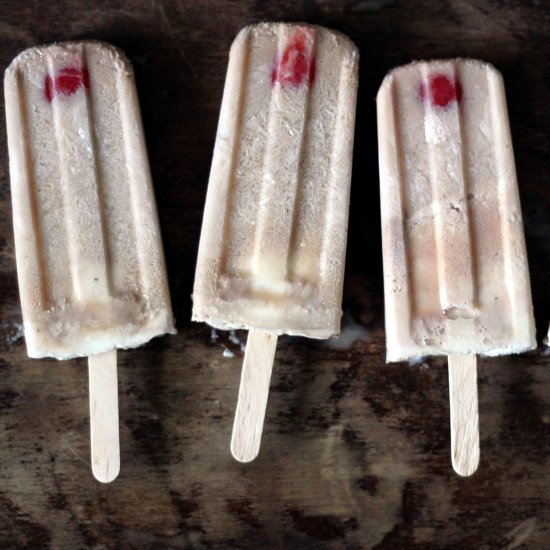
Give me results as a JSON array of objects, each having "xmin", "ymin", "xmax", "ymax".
[
  {"xmin": 192, "ymin": 23, "xmax": 359, "ymax": 461},
  {"xmin": 5, "ymin": 41, "xmax": 175, "ymax": 482},
  {"xmin": 377, "ymin": 59, "xmax": 536, "ymax": 475}
]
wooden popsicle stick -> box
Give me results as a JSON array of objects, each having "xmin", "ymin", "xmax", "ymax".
[
  {"xmin": 88, "ymin": 350, "xmax": 120, "ymax": 483},
  {"xmin": 448, "ymin": 353, "xmax": 479, "ymax": 476},
  {"xmin": 231, "ymin": 330, "xmax": 278, "ymax": 462}
]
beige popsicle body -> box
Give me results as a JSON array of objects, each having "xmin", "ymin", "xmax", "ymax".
[
  {"xmin": 5, "ymin": 41, "xmax": 176, "ymax": 359},
  {"xmin": 192, "ymin": 23, "xmax": 359, "ymax": 339},
  {"xmin": 377, "ymin": 59, "xmax": 536, "ymax": 362}
]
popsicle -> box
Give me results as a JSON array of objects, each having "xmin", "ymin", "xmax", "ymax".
[
  {"xmin": 5, "ymin": 41, "xmax": 175, "ymax": 481},
  {"xmin": 192, "ymin": 23, "xmax": 359, "ymax": 461},
  {"xmin": 377, "ymin": 59, "xmax": 536, "ymax": 475}
]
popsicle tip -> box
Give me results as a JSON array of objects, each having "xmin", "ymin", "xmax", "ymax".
[
  {"xmin": 231, "ymin": 22, "xmax": 358, "ymax": 60},
  {"xmin": 451, "ymin": 452, "xmax": 479, "ymax": 477},
  {"xmin": 230, "ymin": 438, "xmax": 260, "ymax": 463},
  {"xmin": 5, "ymin": 40, "xmax": 133, "ymax": 81},
  {"xmin": 92, "ymin": 456, "xmax": 120, "ymax": 483},
  {"xmin": 378, "ymin": 58, "xmax": 504, "ymax": 99}
]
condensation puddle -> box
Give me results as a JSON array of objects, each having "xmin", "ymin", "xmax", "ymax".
[
  {"xmin": 1, "ymin": 321, "xmax": 24, "ymax": 345},
  {"xmin": 228, "ymin": 330, "xmax": 241, "ymax": 345},
  {"xmin": 211, "ymin": 328, "xmax": 242, "ymax": 358},
  {"xmin": 222, "ymin": 347, "xmax": 235, "ymax": 358},
  {"xmin": 326, "ymin": 313, "xmax": 369, "ymax": 350},
  {"xmin": 408, "ymin": 356, "xmax": 429, "ymax": 368}
]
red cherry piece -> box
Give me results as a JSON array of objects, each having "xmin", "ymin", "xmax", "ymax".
[
  {"xmin": 44, "ymin": 66, "xmax": 90, "ymax": 102},
  {"xmin": 420, "ymin": 74, "xmax": 462, "ymax": 107},
  {"xmin": 272, "ymin": 30, "xmax": 315, "ymax": 88}
]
